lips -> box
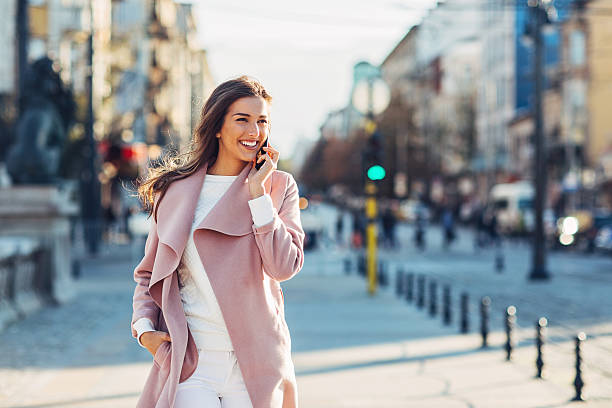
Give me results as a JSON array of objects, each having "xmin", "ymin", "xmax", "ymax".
[{"xmin": 239, "ymin": 140, "xmax": 258, "ymax": 150}]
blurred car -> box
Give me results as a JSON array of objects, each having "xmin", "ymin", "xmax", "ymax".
[
  {"xmin": 554, "ymin": 210, "xmax": 612, "ymax": 252},
  {"xmin": 588, "ymin": 212, "xmax": 612, "ymax": 252},
  {"xmin": 594, "ymin": 224, "xmax": 612, "ymax": 253},
  {"xmin": 489, "ymin": 181, "xmax": 534, "ymax": 235},
  {"xmin": 300, "ymin": 205, "xmax": 324, "ymax": 251}
]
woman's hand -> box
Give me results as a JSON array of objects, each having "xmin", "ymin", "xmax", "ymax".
[
  {"xmin": 140, "ymin": 331, "xmax": 172, "ymax": 357},
  {"xmin": 248, "ymin": 146, "xmax": 279, "ymax": 199}
]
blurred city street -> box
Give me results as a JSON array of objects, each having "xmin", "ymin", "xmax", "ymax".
[
  {"xmin": 2, "ymin": 0, "xmax": 612, "ymax": 406},
  {"xmin": 1, "ymin": 211, "xmax": 611, "ymax": 407}
]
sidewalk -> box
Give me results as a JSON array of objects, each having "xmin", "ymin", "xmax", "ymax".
[
  {"xmin": 285, "ymin": 248, "xmax": 612, "ymax": 407},
  {"xmin": 0, "ymin": 243, "xmax": 610, "ymax": 407},
  {"xmin": 0, "ymin": 244, "xmax": 149, "ymax": 408}
]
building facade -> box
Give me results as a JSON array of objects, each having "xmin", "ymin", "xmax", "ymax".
[
  {"xmin": 1, "ymin": 0, "xmax": 216, "ymax": 239},
  {"xmin": 560, "ymin": 0, "xmax": 612, "ymax": 208}
]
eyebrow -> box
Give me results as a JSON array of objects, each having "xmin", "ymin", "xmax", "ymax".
[{"xmin": 232, "ymin": 113, "xmax": 268, "ymax": 118}]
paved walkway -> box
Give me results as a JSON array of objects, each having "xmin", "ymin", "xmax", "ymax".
[
  {"xmin": 285, "ymin": 248, "xmax": 612, "ymax": 407},
  {"xmin": 0, "ymin": 243, "xmax": 610, "ymax": 407}
]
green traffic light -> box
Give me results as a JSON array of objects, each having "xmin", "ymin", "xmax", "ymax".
[{"xmin": 367, "ymin": 165, "xmax": 386, "ymax": 181}]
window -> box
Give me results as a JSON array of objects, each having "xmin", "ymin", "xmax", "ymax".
[
  {"xmin": 570, "ymin": 30, "xmax": 585, "ymax": 67},
  {"xmin": 518, "ymin": 199, "xmax": 533, "ymax": 210},
  {"xmin": 494, "ymin": 199, "xmax": 509, "ymax": 210}
]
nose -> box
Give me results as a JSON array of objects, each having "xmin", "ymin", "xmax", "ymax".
[{"xmin": 247, "ymin": 122, "xmax": 259, "ymax": 138}]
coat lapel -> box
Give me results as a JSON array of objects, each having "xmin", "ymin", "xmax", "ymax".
[
  {"xmin": 155, "ymin": 164, "xmax": 206, "ymax": 258},
  {"xmin": 152, "ymin": 160, "xmax": 274, "ymax": 289},
  {"xmin": 195, "ymin": 162, "xmax": 254, "ymax": 236},
  {"xmin": 155, "ymin": 161, "xmax": 262, "ymax": 257}
]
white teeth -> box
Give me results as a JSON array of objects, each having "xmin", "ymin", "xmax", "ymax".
[{"xmin": 240, "ymin": 141, "xmax": 257, "ymax": 147}]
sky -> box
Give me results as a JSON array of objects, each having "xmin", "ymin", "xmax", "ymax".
[{"xmin": 190, "ymin": 0, "xmax": 436, "ymax": 161}]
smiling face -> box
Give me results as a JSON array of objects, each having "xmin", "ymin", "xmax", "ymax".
[{"xmin": 215, "ymin": 96, "xmax": 270, "ymax": 169}]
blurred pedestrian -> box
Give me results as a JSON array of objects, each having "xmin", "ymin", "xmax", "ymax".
[
  {"xmin": 414, "ymin": 204, "xmax": 427, "ymax": 251},
  {"xmin": 102, "ymin": 204, "xmax": 117, "ymax": 242},
  {"xmin": 351, "ymin": 209, "xmax": 365, "ymax": 249},
  {"xmin": 381, "ymin": 206, "xmax": 397, "ymax": 249},
  {"xmin": 488, "ymin": 207, "xmax": 500, "ymax": 248},
  {"xmin": 131, "ymin": 77, "xmax": 303, "ymax": 408},
  {"xmin": 336, "ymin": 211, "xmax": 344, "ymax": 246},
  {"xmin": 442, "ymin": 206, "xmax": 456, "ymax": 249},
  {"xmin": 474, "ymin": 203, "xmax": 486, "ymax": 250}
]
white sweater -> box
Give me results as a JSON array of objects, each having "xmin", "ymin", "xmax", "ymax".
[{"xmin": 133, "ymin": 173, "xmax": 275, "ymax": 350}]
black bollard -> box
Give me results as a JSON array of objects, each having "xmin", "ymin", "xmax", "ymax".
[
  {"xmin": 343, "ymin": 258, "xmax": 351, "ymax": 275},
  {"xmin": 443, "ymin": 285, "xmax": 451, "ymax": 326},
  {"xmin": 428, "ymin": 280, "xmax": 437, "ymax": 317},
  {"xmin": 480, "ymin": 296, "xmax": 491, "ymax": 348},
  {"xmin": 505, "ymin": 306, "xmax": 517, "ymax": 361},
  {"xmin": 572, "ymin": 332, "xmax": 586, "ymax": 401},
  {"xmin": 405, "ymin": 273, "xmax": 414, "ymax": 303},
  {"xmin": 460, "ymin": 292, "xmax": 469, "ymax": 334},
  {"xmin": 417, "ymin": 275, "xmax": 425, "ymax": 309},
  {"xmin": 535, "ymin": 317, "xmax": 547, "ymax": 379},
  {"xmin": 395, "ymin": 269, "xmax": 404, "ymax": 297}
]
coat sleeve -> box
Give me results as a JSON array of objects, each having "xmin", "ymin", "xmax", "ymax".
[
  {"xmin": 252, "ymin": 173, "xmax": 305, "ymax": 282},
  {"xmin": 130, "ymin": 213, "xmax": 161, "ymax": 338}
]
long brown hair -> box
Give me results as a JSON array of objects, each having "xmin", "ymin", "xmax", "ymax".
[{"xmin": 137, "ymin": 76, "xmax": 272, "ymax": 221}]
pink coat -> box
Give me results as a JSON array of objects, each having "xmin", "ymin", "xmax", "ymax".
[{"xmin": 131, "ymin": 162, "xmax": 305, "ymax": 408}]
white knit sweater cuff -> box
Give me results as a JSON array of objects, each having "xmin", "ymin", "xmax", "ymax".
[
  {"xmin": 134, "ymin": 317, "xmax": 155, "ymax": 348},
  {"xmin": 248, "ymin": 194, "xmax": 275, "ymax": 228}
]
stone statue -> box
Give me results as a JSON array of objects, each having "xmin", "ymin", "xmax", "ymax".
[{"xmin": 6, "ymin": 57, "xmax": 76, "ymax": 184}]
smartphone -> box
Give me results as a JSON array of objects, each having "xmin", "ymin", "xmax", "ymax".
[{"xmin": 255, "ymin": 137, "xmax": 269, "ymax": 170}]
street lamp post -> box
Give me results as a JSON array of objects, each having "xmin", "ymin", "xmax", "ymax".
[
  {"xmin": 80, "ymin": 0, "xmax": 101, "ymax": 254},
  {"xmin": 528, "ymin": 0, "xmax": 551, "ymax": 280}
]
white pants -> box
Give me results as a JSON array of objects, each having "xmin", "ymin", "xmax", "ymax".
[{"xmin": 175, "ymin": 350, "xmax": 253, "ymax": 408}]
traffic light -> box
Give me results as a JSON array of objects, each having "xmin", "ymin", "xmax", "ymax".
[
  {"xmin": 364, "ymin": 130, "xmax": 385, "ymax": 181},
  {"xmin": 367, "ymin": 165, "xmax": 385, "ymax": 181}
]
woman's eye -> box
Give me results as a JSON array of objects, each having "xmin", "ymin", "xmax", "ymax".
[
  {"xmin": 258, "ymin": 120, "xmax": 268, "ymax": 124},
  {"xmin": 236, "ymin": 118, "xmax": 247, "ymax": 122}
]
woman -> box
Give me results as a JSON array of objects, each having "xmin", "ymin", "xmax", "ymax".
[{"xmin": 131, "ymin": 76, "xmax": 305, "ymax": 408}]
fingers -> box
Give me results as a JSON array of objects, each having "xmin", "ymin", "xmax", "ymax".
[
  {"xmin": 265, "ymin": 154, "xmax": 277, "ymax": 169},
  {"xmin": 261, "ymin": 148, "xmax": 278, "ymax": 168},
  {"xmin": 262, "ymin": 146, "xmax": 278, "ymax": 161},
  {"xmin": 164, "ymin": 332, "xmax": 172, "ymax": 342},
  {"xmin": 255, "ymin": 151, "xmax": 273, "ymax": 168}
]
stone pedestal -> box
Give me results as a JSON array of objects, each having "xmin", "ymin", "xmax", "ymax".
[
  {"xmin": 0, "ymin": 185, "xmax": 79, "ymax": 305},
  {"xmin": 12, "ymin": 237, "xmax": 44, "ymax": 315},
  {"xmin": 0, "ymin": 244, "xmax": 19, "ymax": 329}
]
